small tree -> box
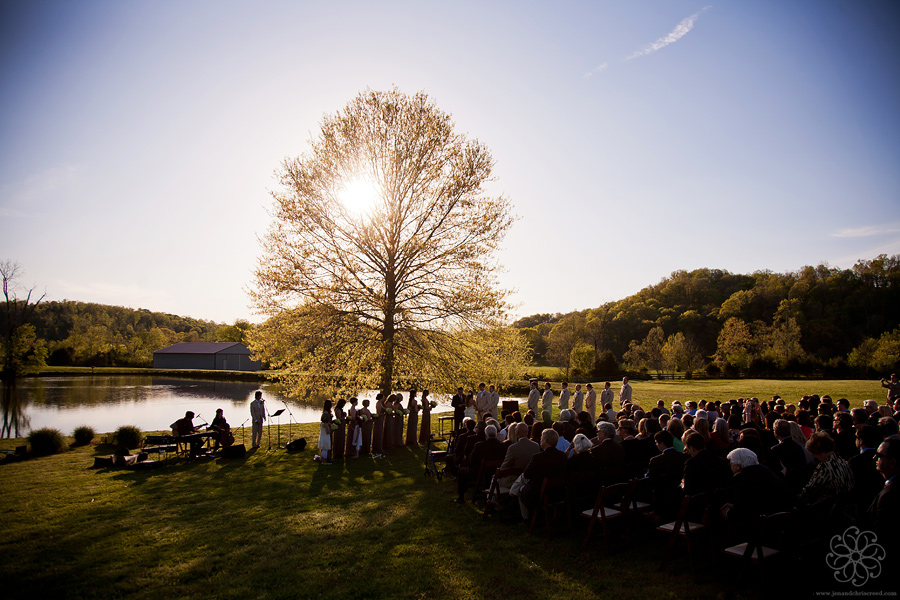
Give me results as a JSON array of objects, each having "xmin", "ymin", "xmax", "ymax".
[{"xmin": 1, "ymin": 261, "xmax": 46, "ymax": 378}]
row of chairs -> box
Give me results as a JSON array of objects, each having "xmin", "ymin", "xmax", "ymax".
[{"xmin": 476, "ymin": 468, "xmax": 792, "ymax": 580}]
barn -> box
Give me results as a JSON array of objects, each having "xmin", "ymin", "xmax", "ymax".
[{"xmin": 152, "ymin": 342, "xmax": 261, "ymax": 371}]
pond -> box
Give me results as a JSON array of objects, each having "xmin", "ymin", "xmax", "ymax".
[{"xmin": 1, "ymin": 376, "xmax": 456, "ymax": 439}]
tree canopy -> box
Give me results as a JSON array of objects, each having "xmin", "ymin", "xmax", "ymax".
[{"xmin": 252, "ymin": 89, "xmax": 522, "ymax": 397}]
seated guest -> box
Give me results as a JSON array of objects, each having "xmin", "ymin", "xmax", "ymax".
[
  {"xmin": 666, "ymin": 418, "xmax": 686, "ymax": 453},
  {"xmin": 454, "ymin": 424, "xmax": 506, "ymax": 503},
  {"xmin": 772, "ymin": 419, "xmax": 813, "ymax": 495},
  {"xmin": 552, "ymin": 422, "xmax": 570, "ymax": 453},
  {"xmin": 648, "ymin": 430, "xmax": 687, "ymax": 520},
  {"xmin": 531, "ymin": 412, "xmax": 552, "ymax": 443},
  {"xmin": 575, "ymin": 412, "xmax": 595, "ymax": 438},
  {"xmin": 833, "ymin": 412, "xmax": 858, "ymax": 459},
  {"xmin": 515, "ymin": 428, "xmax": 568, "ymax": 520},
  {"xmin": 618, "ymin": 419, "xmax": 647, "ymax": 478},
  {"xmin": 590, "ymin": 421, "xmax": 626, "ymax": 484},
  {"xmin": 850, "ymin": 425, "xmax": 886, "ymax": 517},
  {"xmin": 720, "ymin": 448, "xmax": 793, "ymax": 540},
  {"xmin": 880, "ymin": 416, "xmax": 899, "ymax": 440},
  {"xmin": 708, "ymin": 418, "xmax": 731, "ymax": 457},
  {"xmin": 682, "ymin": 431, "xmax": 731, "ymax": 496},
  {"xmin": 446, "ymin": 418, "xmax": 475, "ymax": 475},
  {"xmin": 499, "ymin": 422, "xmax": 541, "ymax": 489},
  {"xmin": 864, "ymin": 438, "xmax": 899, "ymax": 559},
  {"xmin": 799, "ymin": 432, "xmax": 854, "ymax": 508}
]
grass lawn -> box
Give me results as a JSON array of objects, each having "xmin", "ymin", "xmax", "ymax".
[{"xmin": 0, "ymin": 379, "xmax": 889, "ymax": 599}]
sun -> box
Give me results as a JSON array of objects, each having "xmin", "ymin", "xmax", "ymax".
[{"xmin": 337, "ymin": 176, "xmax": 380, "ymax": 216}]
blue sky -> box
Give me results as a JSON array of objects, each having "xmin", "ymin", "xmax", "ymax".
[{"xmin": 2, "ymin": 0, "xmax": 899, "ymax": 324}]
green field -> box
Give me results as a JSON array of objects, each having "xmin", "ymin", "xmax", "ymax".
[{"xmin": 0, "ymin": 379, "xmax": 891, "ymax": 599}]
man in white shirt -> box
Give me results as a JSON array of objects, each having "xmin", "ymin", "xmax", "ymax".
[
  {"xmin": 527, "ymin": 380, "xmax": 540, "ymax": 414},
  {"xmin": 585, "ymin": 384, "xmax": 597, "ymax": 423},
  {"xmin": 619, "ymin": 377, "xmax": 633, "ymax": 407},
  {"xmin": 541, "ymin": 382, "xmax": 554, "ymax": 416},
  {"xmin": 573, "ymin": 384, "xmax": 584, "ymax": 414},
  {"xmin": 558, "ymin": 381, "xmax": 571, "ymax": 411},
  {"xmin": 250, "ymin": 390, "xmax": 266, "ymax": 449}
]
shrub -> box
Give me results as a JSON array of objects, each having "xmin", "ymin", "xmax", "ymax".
[
  {"xmin": 114, "ymin": 425, "xmax": 143, "ymax": 450},
  {"xmin": 27, "ymin": 427, "xmax": 68, "ymax": 456},
  {"xmin": 72, "ymin": 425, "xmax": 95, "ymax": 446}
]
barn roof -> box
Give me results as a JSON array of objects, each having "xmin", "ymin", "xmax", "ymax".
[{"xmin": 153, "ymin": 342, "xmax": 250, "ymax": 355}]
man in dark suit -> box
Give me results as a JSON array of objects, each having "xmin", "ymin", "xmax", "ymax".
[
  {"xmin": 849, "ymin": 425, "xmax": 885, "ymax": 516},
  {"xmin": 454, "ymin": 424, "xmax": 506, "ymax": 503},
  {"xmin": 866, "ymin": 438, "xmax": 899, "ymax": 572},
  {"xmin": 683, "ymin": 431, "xmax": 731, "ymax": 496},
  {"xmin": 771, "ymin": 419, "xmax": 811, "ymax": 494},
  {"xmin": 648, "ymin": 430, "xmax": 686, "ymax": 519},
  {"xmin": 516, "ymin": 427, "xmax": 567, "ymax": 520},
  {"xmin": 498, "ymin": 423, "xmax": 540, "ymax": 488},
  {"xmin": 451, "ymin": 387, "xmax": 466, "ymax": 432},
  {"xmin": 591, "ymin": 421, "xmax": 627, "ymax": 484}
]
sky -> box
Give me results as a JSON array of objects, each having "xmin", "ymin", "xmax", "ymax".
[{"xmin": 2, "ymin": 0, "xmax": 899, "ymax": 325}]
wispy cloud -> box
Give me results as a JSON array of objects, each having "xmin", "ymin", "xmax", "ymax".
[
  {"xmin": 627, "ymin": 6, "xmax": 711, "ymax": 60},
  {"xmin": 0, "ymin": 165, "xmax": 80, "ymax": 216},
  {"xmin": 831, "ymin": 223, "xmax": 900, "ymax": 238},
  {"xmin": 582, "ymin": 62, "xmax": 608, "ymax": 79}
]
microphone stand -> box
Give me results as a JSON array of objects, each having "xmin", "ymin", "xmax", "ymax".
[
  {"xmin": 282, "ymin": 402, "xmax": 297, "ymax": 446},
  {"xmin": 239, "ymin": 418, "xmax": 250, "ymax": 447}
]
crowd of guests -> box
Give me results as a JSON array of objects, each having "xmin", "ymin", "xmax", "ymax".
[{"xmin": 445, "ymin": 383, "xmax": 900, "ymax": 562}]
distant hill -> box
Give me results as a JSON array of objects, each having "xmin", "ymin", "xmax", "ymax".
[
  {"xmin": 29, "ymin": 300, "xmax": 225, "ymax": 367},
  {"xmin": 514, "ymin": 255, "xmax": 900, "ymax": 379}
]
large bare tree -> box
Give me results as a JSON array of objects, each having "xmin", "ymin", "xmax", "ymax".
[{"xmin": 251, "ymin": 89, "xmax": 522, "ymax": 397}]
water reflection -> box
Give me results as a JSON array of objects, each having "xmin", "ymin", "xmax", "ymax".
[
  {"xmin": 1, "ymin": 377, "xmax": 454, "ymax": 438},
  {"xmin": 2, "ymin": 381, "xmax": 30, "ymax": 438}
]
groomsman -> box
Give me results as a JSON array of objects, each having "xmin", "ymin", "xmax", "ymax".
[
  {"xmin": 476, "ymin": 383, "xmax": 489, "ymax": 417},
  {"xmin": 527, "ymin": 380, "xmax": 540, "ymax": 414},
  {"xmin": 600, "ymin": 382, "xmax": 614, "ymax": 413},
  {"xmin": 585, "ymin": 384, "xmax": 597, "ymax": 423},
  {"xmin": 559, "ymin": 381, "xmax": 571, "ymax": 410},
  {"xmin": 541, "ymin": 382, "xmax": 554, "ymax": 415},
  {"xmin": 488, "ymin": 384, "xmax": 500, "ymax": 420},
  {"xmin": 619, "ymin": 377, "xmax": 633, "ymax": 407},
  {"xmin": 573, "ymin": 384, "xmax": 584, "ymax": 413}
]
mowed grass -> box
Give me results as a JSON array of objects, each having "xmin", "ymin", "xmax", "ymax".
[{"xmin": 0, "ymin": 379, "xmax": 887, "ymax": 600}]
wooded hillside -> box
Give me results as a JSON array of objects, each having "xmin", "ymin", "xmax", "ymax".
[{"xmin": 514, "ymin": 254, "xmax": 900, "ymax": 379}]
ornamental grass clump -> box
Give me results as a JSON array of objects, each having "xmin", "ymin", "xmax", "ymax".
[
  {"xmin": 27, "ymin": 427, "xmax": 68, "ymax": 456},
  {"xmin": 72, "ymin": 425, "xmax": 95, "ymax": 446},
  {"xmin": 113, "ymin": 425, "xmax": 143, "ymax": 450}
]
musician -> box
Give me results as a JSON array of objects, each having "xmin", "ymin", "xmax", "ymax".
[
  {"xmin": 209, "ymin": 408, "xmax": 234, "ymax": 451},
  {"xmin": 171, "ymin": 411, "xmax": 198, "ymax": 436},
  {"xmin": 171, "ymin": 411, "xmax": 203, "ymax": 458}
]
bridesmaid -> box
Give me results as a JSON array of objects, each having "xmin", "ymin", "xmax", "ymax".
[
  {"xmin": 382, "ymin": 394, "xmax": 394, "ymax": 452},
  {"xmin": 372, "ymin": 394, "xmax": 384, "ymax": 454},
  {"xmin": 346, "ymin": 398, "xmax": 359, "ymax": 458},
  {"xmin": 393, "ymin": 394, "xmax": 405, "ymax": 447},
  {"xmin": 418, "ymin": 389, "xmax": 432, "ymax": 446},
  {"xmin": 333, "ymin": 398, "xmax": 346, "ymax": 460},
  {"xmin": 316, "ymin": 399, "xmax": 333, "ymax": 464},
  {"xmin": 360, "ymin": 398, "xmax": 373, "ymax": 455},
  {"xmin": 405, "ymin": 388, "xmax": 419, "ymax": 446}
]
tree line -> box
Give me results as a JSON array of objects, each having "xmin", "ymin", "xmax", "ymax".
[
  {"xmin": 2, "ymin": 296, "xmax": 253, "ymax": 371},
  {"xmin": 514, "ymin": 254, "xmax": 900, "ymax": 379}
]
